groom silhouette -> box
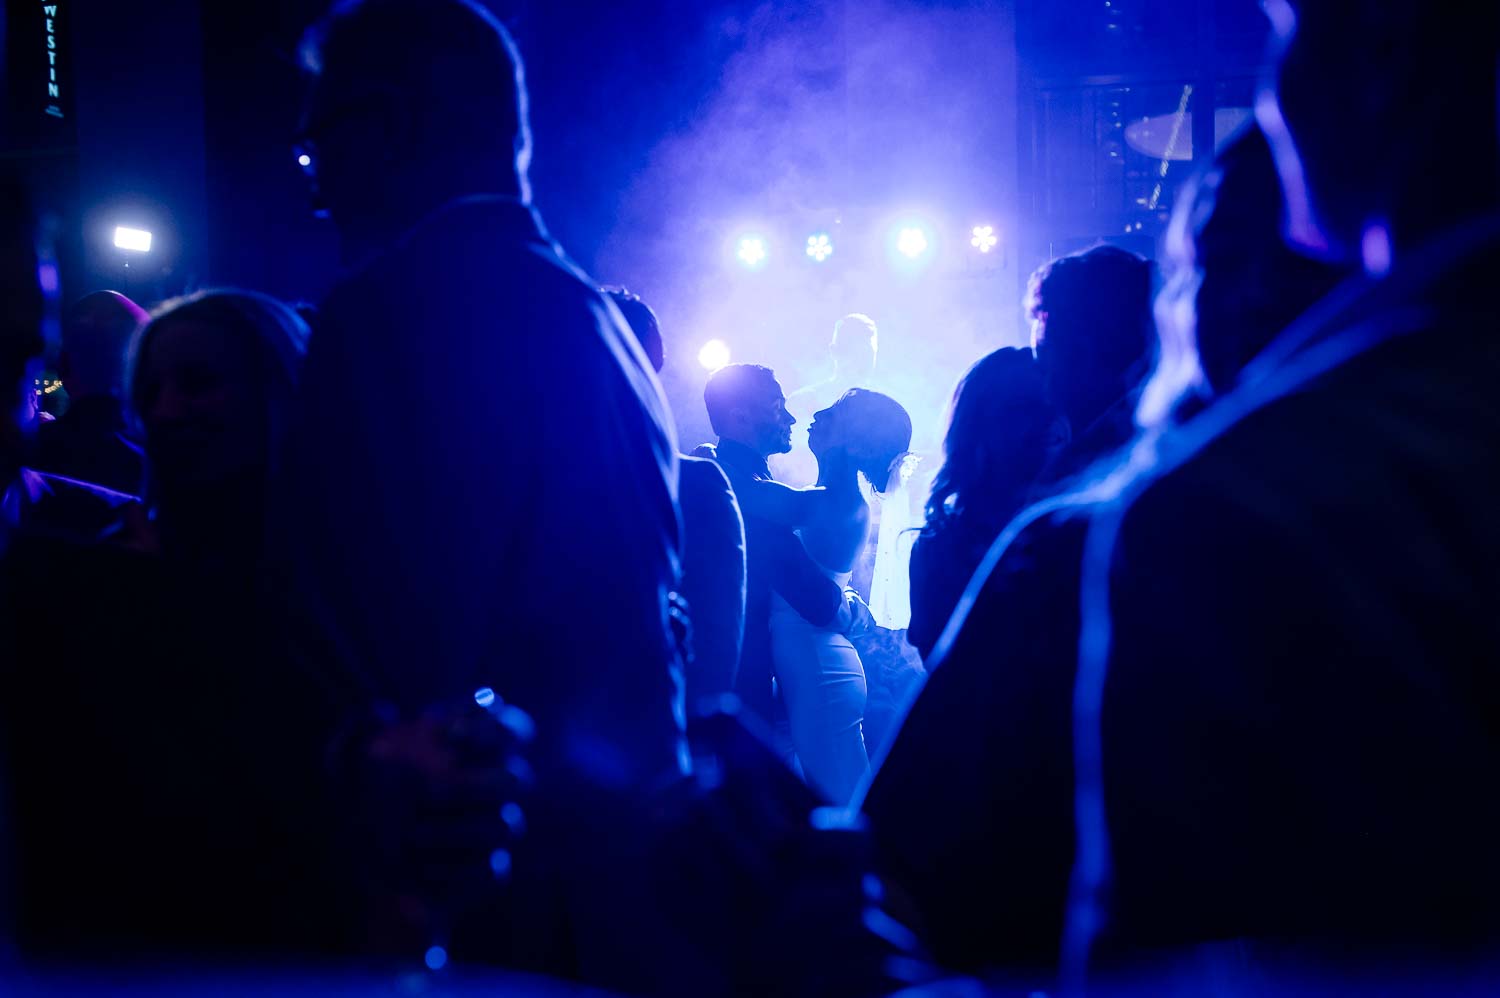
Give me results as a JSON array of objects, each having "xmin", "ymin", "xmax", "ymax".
[{"xmin": 699, "ymin": 363, "xmax": 872, "ymax": 729}]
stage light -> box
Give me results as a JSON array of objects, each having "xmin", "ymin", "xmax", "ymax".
[
  {"xmin": 113, "ymin": 226, "xmax": 152, "ymax": 253},
  {"xmin": 297, "ymin": 152, "xmax": 312, "ymax": 168},
  {"xmin": 971, "ymin": 225, "xmax": 998, "ymax": 253},
  {"xmin": 698, "ymin": 339, "xmax": 731, "ymax": 372},
  {"xmin": 896, "ymin": 227, "xmax": 929, "ymax": 259},
  {"xmin": 806, "ymin": 233, "xmax": 833, "ymax": 262},
  {"xmin": 736, "ymin": 236, "xmax": 767, "ymax": 268}
]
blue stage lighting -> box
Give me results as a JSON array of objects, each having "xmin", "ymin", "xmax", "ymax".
[
  {"xmin": 896, "ymin": 227, "xmax": 929, "ymax": 259},
  {"xmin": 698, "ymin": 339, "xmax": 732, "ymax": 372},
  {"xmin": 736, "ymin": 236, "xmax": 767, "ymax": 268}
]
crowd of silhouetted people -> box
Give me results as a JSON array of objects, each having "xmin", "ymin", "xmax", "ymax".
[{"xmin": 1, "ymin": 0, "xmax": 1498, "ymax": 994}]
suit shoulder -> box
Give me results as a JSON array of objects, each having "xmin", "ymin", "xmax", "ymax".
[
  {"xmin": 680, "ymin": 454, "xmax": 733, "ymax": 493},
  {"xmin": 679, "ymin": 454, "xmax": 739, "ymax": 517}
]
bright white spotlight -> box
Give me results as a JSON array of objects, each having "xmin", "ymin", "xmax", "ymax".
[
  {"xmin": 805, "ymin": 233, "xmax": 833, "ymax": 262},
  {"xmin": 736, "ymin": 237, "xmax": 767, "ymax": 268},
  {"xmin": 113, "ymin": 226, "xmax": 153, "ymax": 253},
  {"xmin": 698, "ymin": 339, "xmax": 732, "ymax": 372},
  {"xmin": 896, "ymin": 227, "xmax": 929, "ymax": 259},
  {"xmin": 297, "ymin": 153, "xmax": 312, "ymax": 168},
  {"xmin": 971, "ymin": 225, "xmax": 998, "ymax": 253}
]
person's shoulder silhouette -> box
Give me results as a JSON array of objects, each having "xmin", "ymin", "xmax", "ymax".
[{"xmin": 286, "ymin": 0, "xmax": 684, "ymax": 790}]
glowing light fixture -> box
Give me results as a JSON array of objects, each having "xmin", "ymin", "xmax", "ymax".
[
  {"xmin": 736, "ymin": 236, "xmax": 767, "ymax": 268},
  {"xmin": 896, "ymin": 227, "xmax": 929, "ymax": 259},
  {"xmin": 113, "ymin": 226, "xmax": 153, "ymax": 253},
  {"xmin": 805, "ymin": 233, "xmax": 833, "ymax": 262},
  {"xmin": 297, "ymin": 152, "xmax": 312, "ymax": 168},
  {"xmin": 971, "ymin": 225, "xmax": 998, "ymax": 253},
  {"xmin": 698, "ymin": 339, "xmax": 731, "ymax": 372}
]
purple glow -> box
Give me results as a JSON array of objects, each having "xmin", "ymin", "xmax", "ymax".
[
  {"xmin": 1254, "ymin": 90, "xmax": 1331, "ymax": 258},
  {"xmin": 1263, "ymin": 0, "xmax": 1296, "ymax": 39},
  {"xmin": 37, "ymin": 262, "xmax": 60, "ymax": 294},
  {"xmin": 1361, "ymin": 223, "xmax": 1392, "ymax": 277}
]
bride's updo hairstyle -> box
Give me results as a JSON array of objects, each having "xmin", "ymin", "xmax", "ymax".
[{"xmin": 835, "ymin": 388, "xmax": 913, "ymax": 494}]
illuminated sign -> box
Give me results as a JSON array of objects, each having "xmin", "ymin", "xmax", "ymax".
[
  {"xmin": 43, "ymin": 3, "xmax": 63, "ymax": 118},
  {"xmin": 4, "ymin": 0, "xmax": 73, "ymax": 138}
]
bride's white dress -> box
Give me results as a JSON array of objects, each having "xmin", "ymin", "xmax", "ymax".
[{"xmin": 770, "ymin": 536, "xmax": 869, "ymax": 804}]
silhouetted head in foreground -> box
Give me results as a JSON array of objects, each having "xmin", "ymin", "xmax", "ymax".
[
  {"xmin": 60, "ymin": 291, "xmax": 148, "ymax": 402},
  {"xmin": 1189, "ymin": 128, "xmax": 1343, "ymax": 392},
  {"xmin": 704, "ymin": 363, "xmax": 793, "ymax": 459},
  {"xmin": 1027, "ymin": 245, "xmax": 1155, "ymax": 442},
  {"xmin": 605, "ymin": 287, "xmax": 664, "ymax": 373},
  {"xmin": 130, "ymin": 290, "xmax": 309, "ymax": 534},
  {"xmin": 1143, "ymin": 127, "xmax": 1347, "ymax": 425},
  {"xmin": 807, "ymin": 388, "xmax": 912, "ymax": 494},
  {"xmin": 1258, "ymin": 0, "xmax": 1498, "ymax": 268},
  {"xmin": 299, "ymin": 0, "xmax": 532, "ymax": 262},
  {"xmin": 926, "ymin": 346, "xmax": 1053, "ymax": 531}
]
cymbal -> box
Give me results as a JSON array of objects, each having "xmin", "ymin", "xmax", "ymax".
[{"xmin": 1124, "ymin": 106, "xmax": 1253, "ymax": 161}]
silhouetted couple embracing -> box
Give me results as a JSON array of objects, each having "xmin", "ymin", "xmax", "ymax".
[{"xmin": 699, "ymin": 364, "xmax": 911, "ymax": 804}]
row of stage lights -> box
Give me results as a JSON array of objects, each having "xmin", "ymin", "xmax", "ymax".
[
  {"xmin": 105, "ymin": 220, "xmax": 1005, "ymax": 269},
  {"xmin": 697, "ymin": 222, "xmax": 1006, "ymax": 374},
  {"xmin": 734, "ymin": 223, "xmax": 1001, "ymax": 269}
]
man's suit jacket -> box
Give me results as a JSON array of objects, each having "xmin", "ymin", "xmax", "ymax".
[
  {"xmin": 282, "ymin": 196, "xmax": 686, "ymax": 796},
  {"xmin": 677, "ymin": 454, "xmax": 746, "ymax": 711}
]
